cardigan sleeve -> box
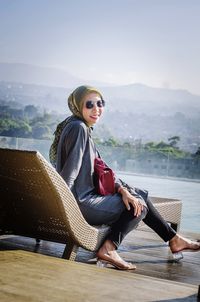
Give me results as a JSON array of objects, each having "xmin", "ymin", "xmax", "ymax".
[{"xmin": 58, "ymin": 122, "xmax": 88, "ymax": 190}]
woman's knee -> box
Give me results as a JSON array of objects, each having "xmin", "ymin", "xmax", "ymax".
[
  {"xmin": 128, "ymin": 205, "xmax": 148, "ymax": 221},
  {"xmin": 141, "ymin": 206, "xmax": 148, "ymax": 219}
]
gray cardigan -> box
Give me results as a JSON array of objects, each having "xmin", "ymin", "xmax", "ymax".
[
  {"xmin": 56, "ymin": 117, "xmax": 97, "ymax": 201},
  {"xmin": 56, "ymin": 116, "xmax": 147, "ymax": 225}
]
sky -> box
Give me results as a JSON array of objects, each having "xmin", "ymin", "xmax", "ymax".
[{"xmin": 0, "ymin": 0, "xmax": 200, "ymax": 95}]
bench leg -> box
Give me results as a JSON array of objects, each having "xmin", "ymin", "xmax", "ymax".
[{"xmin": 62, "ymin": 240, "xmax": 78, "ymax": 261}]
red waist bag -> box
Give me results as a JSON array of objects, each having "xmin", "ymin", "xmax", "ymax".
[{"xmin": 94, "ymin": 158, "xmax": 115, "ymax": 196}]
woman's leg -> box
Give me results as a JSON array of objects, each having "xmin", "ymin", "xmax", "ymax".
[
  {"xmin": 108, "ymin": 206, "xmax": 148, "ymax": 248},
  {"xmin": 96, "ymin": 206, "xmax": 148, "ymax": 270},
  {"xmin": 143, "ymin": 197, "xmax": 176, "ymax": 242},
  {"xmin": 143, "ymin": 197, "xmax": 200, "ymax": 253}
]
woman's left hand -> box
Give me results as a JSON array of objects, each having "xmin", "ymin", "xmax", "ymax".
[{"xmin": 119, "ymin": 187, "xmax": 144, "ymax": 217}]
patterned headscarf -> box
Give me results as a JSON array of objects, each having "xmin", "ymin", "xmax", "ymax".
[{"xmin": 49, "ymin": 85, "xmax": 103, "ymax": 167}]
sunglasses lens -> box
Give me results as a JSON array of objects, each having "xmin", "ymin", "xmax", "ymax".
[
  {"xmin": 97, "ymin": 100, "xmax": 105, "ymax": 107},
  {"xmin": 86, "ymin": 101, "xmax": 93, "ymax": 109},
  {"xmin": 85, "ymin": 100, "xmax": 105, "ymax": 109}
]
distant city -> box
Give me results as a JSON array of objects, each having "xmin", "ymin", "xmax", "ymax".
[
  {"xmin": 0, "ymin": 63, "xmax": 200, "ymax": 153},
  {"xmin": 0, "ymin": 63, "xmax": 200, "ymax": 180}
]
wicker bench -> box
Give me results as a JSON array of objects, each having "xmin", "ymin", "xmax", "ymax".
[
  {"xmin": 147, "ymin": 196, "xmax": 182, "ymax": 232},
  {"xmin": 0, "ymin": 148, "xmax": 182, "ymax": 261}
]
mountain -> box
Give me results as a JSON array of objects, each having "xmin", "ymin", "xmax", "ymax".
[
  {"xmin": 1, "ymin": 63, "xmax": 200, "ymax": 115},
  {"xmin": 0, "ymin": 79, "xmax": 200, "ymax": 117},
  {"xmin": 0, "ymin": 79, "xmax": 200, "ymax": 152},
  {"xmin": 100, "ymin": 84, "xmax": 200, "ymax": 117},
  {"xmin": 0, "ymin": 63, "xmax": 111, "ymax": 88},
  {"xmin": 0, "ymin": 62, "xmax": 86, "ymax": 88}
]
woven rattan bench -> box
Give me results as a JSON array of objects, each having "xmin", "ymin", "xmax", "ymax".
[
  {"xmin": 0, "ymin": 148, "xmax": 110, "ymax": 260},
  {"xmin": 0, "ymin": 148, "xmax": 182, "ymax": 261},
  {"xmin": 145, "ymin": 196, "xmax": 182, "ymax": 232}
]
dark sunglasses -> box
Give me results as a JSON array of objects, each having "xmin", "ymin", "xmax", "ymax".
[{"xmin": 85, "ymin": 99, "xmax": 105, "ymax": 109}]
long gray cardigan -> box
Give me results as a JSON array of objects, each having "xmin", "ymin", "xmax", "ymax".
[{"xmin": 56, "ymin": 117, "xmax": 147, "ymax": 225}]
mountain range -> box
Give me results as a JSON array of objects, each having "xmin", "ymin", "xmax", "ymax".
[
  {"xmin": 0, "ymin": 62, "xmax": 109, "ymax": 88},
  {"xmin": 0, "ymin": 62, "xmax": 200, "ymax": 117},
  {"xmin": 0, "ymin": 63, "xmax": 200, "ymax": 152}
]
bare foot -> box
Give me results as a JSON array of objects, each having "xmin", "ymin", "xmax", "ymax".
[
  {"xmin": 96, "ymin": 239, "xmax": 136, "ymax": 270},
  {"xmin": 169, "ymin": 234, "xmax": 200, "ymax": 253}
]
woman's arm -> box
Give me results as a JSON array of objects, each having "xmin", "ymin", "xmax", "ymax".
[{"xmin": 59, "ymin": 122, "xmax": 88, "ymax": 190}]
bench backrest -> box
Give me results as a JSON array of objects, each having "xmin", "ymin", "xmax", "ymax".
[{"xmin": 0, "ymin": 148, "xmax": 93, "ymax": 244}]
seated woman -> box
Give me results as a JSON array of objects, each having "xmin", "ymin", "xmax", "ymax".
[{"xmin": 49, "ymin": 85, "xmax": 200, "ymax": 270}]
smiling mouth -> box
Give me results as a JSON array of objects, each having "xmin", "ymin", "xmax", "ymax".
[{"xmin": 90, "ymin": 115, "xmax": 99, "ymax": 119}]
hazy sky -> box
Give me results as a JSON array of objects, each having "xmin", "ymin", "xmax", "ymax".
[{"xmin": 0, "ymin": 0, "xmax": 200, "ymax": 94}]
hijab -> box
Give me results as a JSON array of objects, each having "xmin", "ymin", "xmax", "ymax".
[{"xmin": 49, "ymin": 85, "xmax": 103, "ymax": 167}]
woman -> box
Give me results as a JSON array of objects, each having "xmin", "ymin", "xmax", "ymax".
[{"xmin": 50, "ymin": 85, "xmax": 200, "ymax": 270}]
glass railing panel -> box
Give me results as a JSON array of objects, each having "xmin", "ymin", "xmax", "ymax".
[
  {"xmin": 0, "ymin": 136, "xmax": 51, "ymax": 161},
  {"xmin": 0, "ymin": 136, "xmax": 199, "ymax": 232}
]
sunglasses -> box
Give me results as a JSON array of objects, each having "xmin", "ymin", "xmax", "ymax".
[{"xmin": 85, "ymin": 99, "xmax": 105, "ymax": 109}]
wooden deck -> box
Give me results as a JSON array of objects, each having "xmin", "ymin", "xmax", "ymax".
[{"xmin": 0, "ymin": 228, "xmax": 200, "ymax": 301}]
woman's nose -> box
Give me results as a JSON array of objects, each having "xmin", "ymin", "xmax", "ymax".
[{"xmin": 92, "ymin": 103, "xmax": 99, "ymax": 111}]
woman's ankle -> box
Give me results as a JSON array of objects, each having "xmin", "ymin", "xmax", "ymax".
[
  {"xmin": 97, "ymin": 239, "xmax": 116, "ymax": 257},
  {"xmin": 169, "ymin": 234, "xmax": 179, "ymax": 244}
]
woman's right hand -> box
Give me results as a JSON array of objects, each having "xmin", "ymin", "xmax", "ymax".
[{"xmin": 118, "ymin": 187, "xmax": 144, "ymax": 217}]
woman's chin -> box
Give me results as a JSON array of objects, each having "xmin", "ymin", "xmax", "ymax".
[{"xmin": 89, "ymin": 117, "xmax": 99, "ymax": 125}]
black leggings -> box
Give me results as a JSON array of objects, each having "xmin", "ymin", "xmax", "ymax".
[{"xmin": 108, "ymin": 197, "xmax": 176, "ymax": 248}]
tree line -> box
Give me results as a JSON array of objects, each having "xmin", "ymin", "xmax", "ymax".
[
  {"xmin": 0, "ymin": 101, "xmax": 200, "ymax": 159},
  {"xmin": 0, "ymin": 101, "xmax": 58, "ymax": 139}
]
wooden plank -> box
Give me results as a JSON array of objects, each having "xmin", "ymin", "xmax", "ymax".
[
  {"xmin": 0, "ymin": 250, "xmax": 198, "ymax": 302},
  {"xmin": 0, "ymin": 229, "xmax": 199, "ymax": 287}
]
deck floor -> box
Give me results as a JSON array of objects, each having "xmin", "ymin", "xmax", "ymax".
[{"xmin": 0, "ymin": 228, "xmax": 200, "ymax": 301}]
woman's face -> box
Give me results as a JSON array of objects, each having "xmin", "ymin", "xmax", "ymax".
[{"xmin": 82, "ymin": 92, "xmax": 104, "ymax": 126}]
